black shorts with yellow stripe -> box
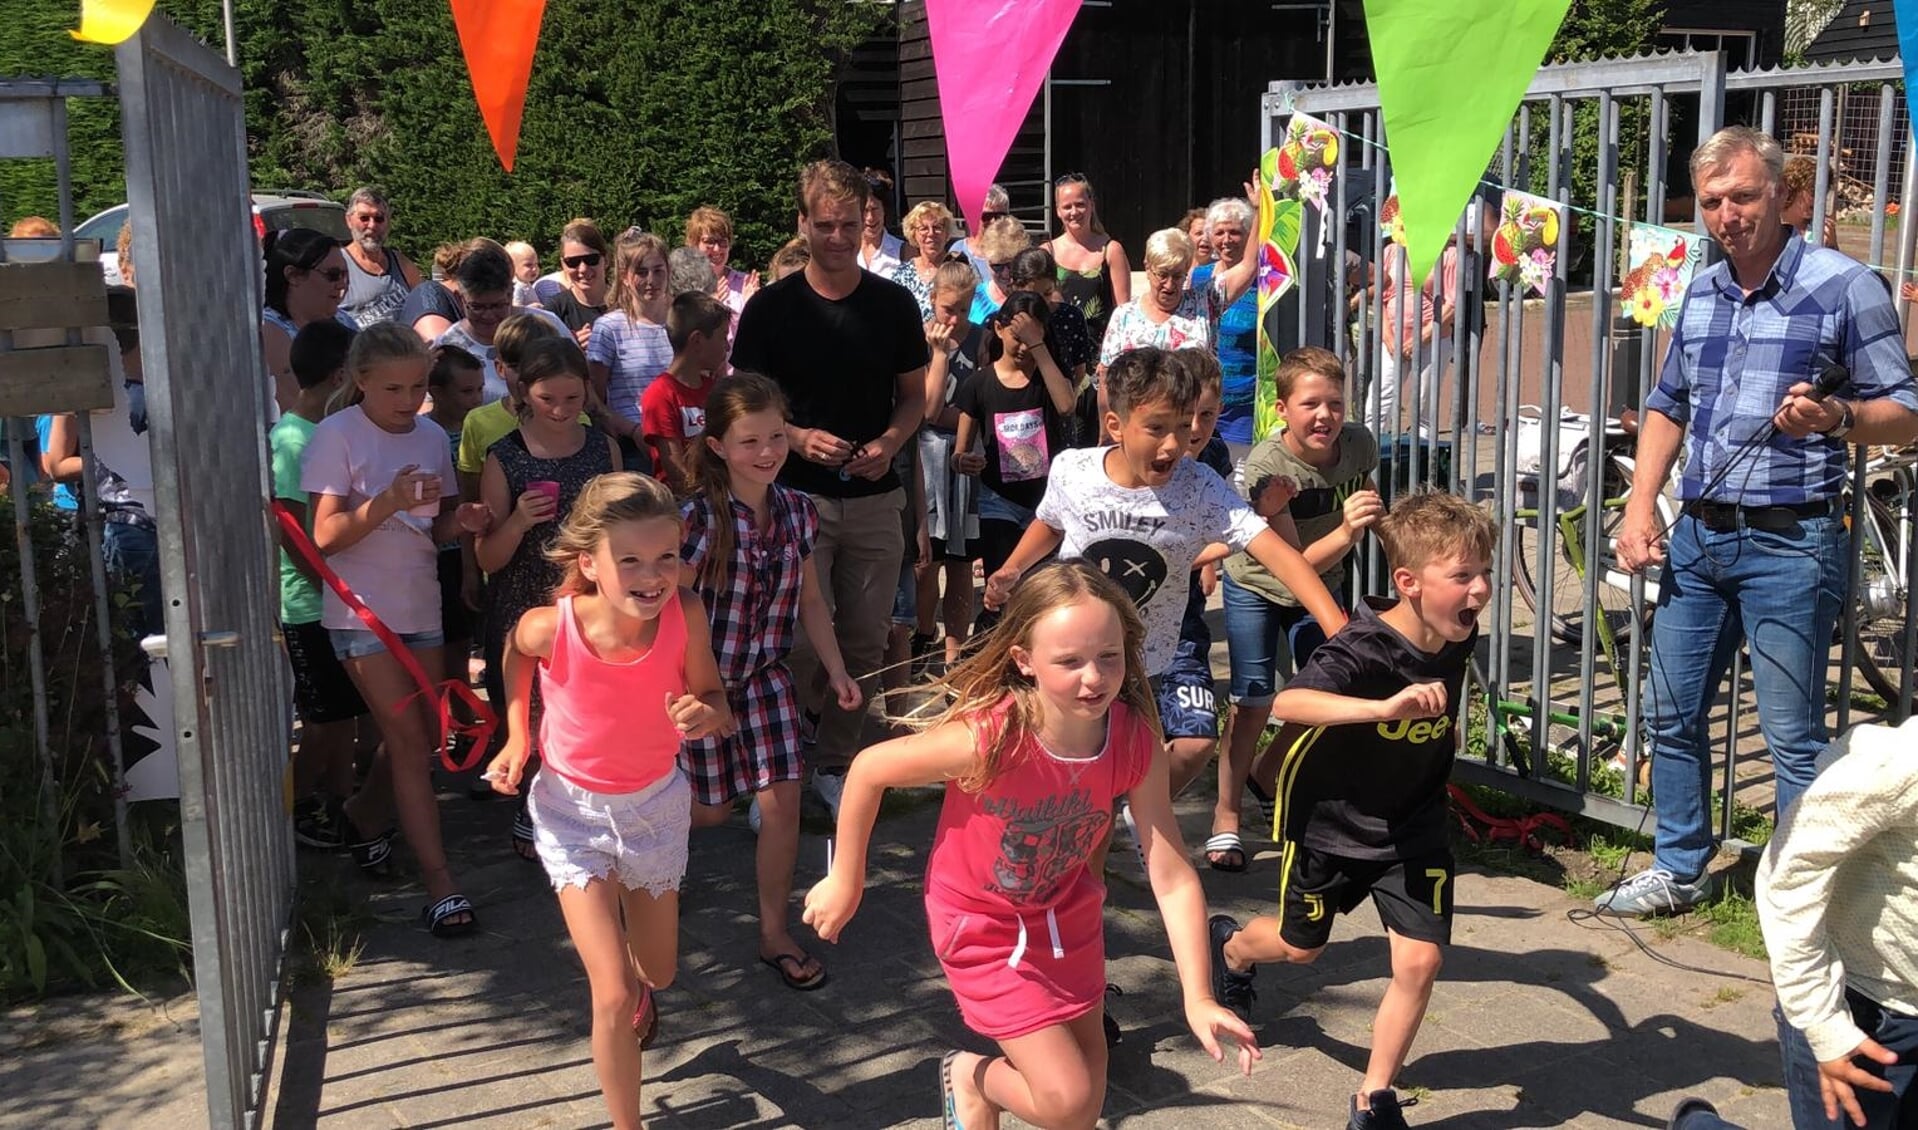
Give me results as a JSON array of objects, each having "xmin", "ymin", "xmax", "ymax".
[{"xmin": 1277, "ymin": 841, "xmax": 1455, "ymax": 951}]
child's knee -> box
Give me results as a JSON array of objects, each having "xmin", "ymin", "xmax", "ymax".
[
  {"xmin": 591, "ymin": 979, "xmax": 642, "ymax": 1028},
  {"xmin": 1392, "ymin": 938, "xmax": 1443, "ymax": 985},
  {"xmin": 1028, "ymin": 1075, "xmax": 1100, "ymax": 1129}
]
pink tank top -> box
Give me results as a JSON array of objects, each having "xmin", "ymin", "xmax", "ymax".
[
  {"xmin": 537, "ymin": 592, "xmax": 687, "ymax": 793},
  {"xmin": 924, "ymin": 697, "xmax": 1153, "ymax": 915}
]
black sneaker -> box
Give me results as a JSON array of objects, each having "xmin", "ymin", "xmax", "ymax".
[
  {"xmin": 1209, "ymin": 914, "xmax": 1257, "ymax": 1024},
  {"xmin": 909, "ymin": 632, "xmax": 939, "ymax": 679},
  {"xmin": 1348, "ymin": 1089, "xmax": 1416, "ymax": 1130},
  {"xmin": 293, "ymin": 795, "xmax": 348, "ymax": 851}
]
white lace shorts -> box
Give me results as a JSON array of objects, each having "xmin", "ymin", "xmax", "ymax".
[{"xmin": 527, "ymin": 766, "xmax": 691, "ymax": 897}]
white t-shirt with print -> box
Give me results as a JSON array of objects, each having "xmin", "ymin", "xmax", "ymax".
[
  {"xmin": 299, "ymin": 404, "xmax": 455, "ymax": 634},
  {"xmin": 1097, "ymin": 277, "xmax": 1227, "ymax": 367},
  {"xmin": 1036, "ymin": 446, "xmax": 1269, "ymax": 674}
]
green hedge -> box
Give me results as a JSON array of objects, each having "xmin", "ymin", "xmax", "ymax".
[{"xmin": 3, "ymin": 0, "xmax": 886, "ymax": 268}]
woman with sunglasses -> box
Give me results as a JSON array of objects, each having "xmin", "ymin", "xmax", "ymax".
[
  {"xmin": 263, "ymin": 228, "xmax": 360, "ymax": 420},
  {"xmin": 1043, "ymin": 174, "xmax": 1131, "ymax": 345},
  {"xmin": 972, "ymin": 215, "xmax": 1032, "ymax": 324},
  {"xmin": 541, "ymin": 219, "xmax": 612, "ymax": 348},
  {"xmin": 946, "ymin": 183, "xmax": 1010, "ymax": 281},
  {"xmin": 892, "ymin": 201, "xmax": 957, "ymax": 321}
]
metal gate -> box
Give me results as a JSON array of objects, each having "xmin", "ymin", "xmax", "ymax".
[
  {"xmin": 116, "ymin": 16, "xmax": 295, "ymax": 1129},
  {"xmin": 1264, "ymin": 50, "xmax": 1918, "ymax": 840}
]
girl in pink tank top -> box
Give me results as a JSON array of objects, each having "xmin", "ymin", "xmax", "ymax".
[
  {"xmin": 485, "ymin": 472, "xmax": 731, "ymax": 1130},
  {"xmin": 802, "ymin": 562, "xmax": 1260, "ymax": 1130}
]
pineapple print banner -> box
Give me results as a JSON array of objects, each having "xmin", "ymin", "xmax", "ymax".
[
  {"xmin": 1253, "ymin": 151, "xmax": 1302, "ymax": 441},
  {"xmin": 1488, "ymin": 190, "xmax": 1563, "ymax": 297},
  {"xmin": 1621, "ymin": 224, "xmax": 1703, "ymax": 329},
  {"xmin": 1363, "ymin": 0, "xmax": 1571, "ymax": 289}
]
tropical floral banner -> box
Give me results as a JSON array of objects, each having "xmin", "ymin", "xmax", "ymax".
[
  {"xmin": 1488, "ymin": 189, "xmax": 1563, "ymax": 297},
  {"xmin": 1621, "ymin": 223, "xmax": 1702, "ymax": 329},
  {"xmin": 1252, "ymin": 151, "xmax": 1302, "ymax": 440},
  {"xmin": 1273, "ymin": 113, "xmax": 1340, "ymax": 217}
]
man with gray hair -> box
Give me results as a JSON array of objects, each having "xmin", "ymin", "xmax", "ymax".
[
  {"xmin": 667, "ymin": 245, "xmax": 719, "ymax": 297},
  {"xmin": 339, "ymin": 186, "xmax": 422, "ymax": 327},
  {"xmin": 1598, "ymin": 125, "xmax": 1918, "ymax": 918}
]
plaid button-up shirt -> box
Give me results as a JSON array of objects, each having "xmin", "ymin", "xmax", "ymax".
[
  {"xmin": 1648, "ymin": 232, "xmax": 1916, "ymax": 505},
  {"xmin": 681, "ymin": 485, "xmax": 818, "ymax": 686}
]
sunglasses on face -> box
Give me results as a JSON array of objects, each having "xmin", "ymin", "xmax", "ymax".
[
  {"xmin": 308, "ymin": 266, "xmax": 347, "ymax": 283},
  {"xmin": 562, "ymin": 252, "xmax": 602, "ymax": 269},
  {"xmin": 990, "ymin": 260, "xmax": 1015, "ymax": 275},
  {"xmin": 979, "ymin": 211, "xmax": 1007, "ymax": 224}
]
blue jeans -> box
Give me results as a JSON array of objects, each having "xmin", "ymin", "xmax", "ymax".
[
  {"xmin": 1647, "ymin": 513, "xmax": 1845, "ymax": 880},
  {"xmin": 103, "ymin": 519, "xmax": 163, "ymax": 641},
  {"xmin": 1222, "ymin": 572, "xmax": 1339, "ymax": 708},
  {"xmin": 1777, "ymin": 997, "xmax": 1918, "ymax": 1128}
]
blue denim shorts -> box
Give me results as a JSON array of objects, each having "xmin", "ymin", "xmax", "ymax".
[
  {"xmin": 1152, "ymin": 637, "xmax": 1219, "ymax": 741},
  {"xmin": 1223, "ymin": 573, "xmax": 1340, "ymax": 707},
  {"xmin": 329, "ymin": 627, "xmax": 445, "ymax": 661}
]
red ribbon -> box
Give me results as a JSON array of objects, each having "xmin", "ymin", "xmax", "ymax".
[
  {"xmin": 272, "ymin": 501, "xmax": 495, "ymax": 772},
  {"xmin": 1446, "ymin": 783, "xmax": 1572, "ymax": 854}
]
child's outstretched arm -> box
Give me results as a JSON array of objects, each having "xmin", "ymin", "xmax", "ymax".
[
  {"xmin": 1272, "ymin": 680, "xmax": 1446, "ymax": 728},
  {"xmin": 667, "ymin": 590, "xmax": 735, "ymax": 740},
  {"xmin": 802, "ymin": 722, "xmax": 977, "ymax": 942},
  {"xmin": 798, "ymin": 558, "xmax": 864, "ymax": 711},
  {"xmin": 485, "ymin": 606, "xmax": 559, "ymax": 794},
  {"xmin": 1126, "ymin": 748, "xmax": 1262, "ymax": 1075},
  {"xmin": 983, "ymin": 519, "xmax": 1064, "ymax": 609},
  {"xmin": 1243, "ymin": 527, "xmax": 1347, "ymax": 634}
]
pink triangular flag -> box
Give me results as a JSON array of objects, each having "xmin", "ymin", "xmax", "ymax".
[{"xmin": 925, "ymin": 0, "xmax": 1078, "ymax": 231}]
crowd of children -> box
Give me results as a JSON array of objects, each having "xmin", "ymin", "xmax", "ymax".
[{"xmin": 239, "ymin": 170, "xmax": 1482, "ymax": 1130}]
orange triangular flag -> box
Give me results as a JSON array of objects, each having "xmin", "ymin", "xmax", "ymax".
[{"xmin": 448, "ymin": 0, "xmax": 546, "ymax": 172}]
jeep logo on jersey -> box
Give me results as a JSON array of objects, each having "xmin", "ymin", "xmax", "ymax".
[
  {"xmin": 1376, "ymin": 715, "xmax": 1453, "ymax": 744},
  {"xmin": 1084, "ymin": 538, "xmax": 1168, "ymax": 607}
]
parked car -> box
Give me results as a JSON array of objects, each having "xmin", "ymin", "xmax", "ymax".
[{"xmin": 75, "ymin": 190, "xmax": 351, "ymax": 286}]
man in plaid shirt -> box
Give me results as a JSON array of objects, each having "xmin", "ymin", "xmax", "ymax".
[{"xmin": 1599, "ymin": 126, "xmax": 1918, "ymax": 919}]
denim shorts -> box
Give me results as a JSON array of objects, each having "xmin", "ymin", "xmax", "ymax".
[
  {"xmin": 329, "ymin": 627, "xmax": 445, "ymax": 661},
  {"xmin": 1223, "ymin": 573, "xmax": 1340, "ymax": 707}
]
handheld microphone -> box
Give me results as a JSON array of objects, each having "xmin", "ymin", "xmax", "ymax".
[{"xmin": 1808, "ymin": 362, "xmax": 1849, "ymax": 402}]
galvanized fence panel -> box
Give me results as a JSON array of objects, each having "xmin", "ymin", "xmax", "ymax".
[
  {"xmin": 116, "ymin": 16, "xmax": 294, "ymax": 1130},
  {"xmin": 1268, "ymin": 50, "xmax": 1917, "ymax": 838}
]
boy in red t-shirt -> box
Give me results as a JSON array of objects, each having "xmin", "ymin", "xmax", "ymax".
[{"xmin": 641, "ymin": 292, "xmax": 732, "ymax": 488}]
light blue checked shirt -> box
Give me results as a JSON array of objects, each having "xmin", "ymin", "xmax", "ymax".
[{"xmin": 1649, "ymin": 231, "xmax": 1917, "ymax": 505}]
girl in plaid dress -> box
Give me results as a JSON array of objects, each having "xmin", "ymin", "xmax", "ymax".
[{"xmin": 679, "ymin": 373, "xmax": 863, "ymax": 991}]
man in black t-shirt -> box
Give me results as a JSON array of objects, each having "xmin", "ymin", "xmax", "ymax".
[
  {"xmin": 1209, "ymin": 492, "xmax": 1494, "ymax": 1130},
  {"xmin": 731, "ymin": 159, "xmax": 930, "ymax": 808}
]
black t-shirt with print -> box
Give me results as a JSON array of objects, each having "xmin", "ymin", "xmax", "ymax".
[
  {"xmin": 952, "ymin": 367, "xmax": 1064, "ymax": 511},
  {"xmin": 732, "ymin": 269, "xmax": 930, "ymax": 499},
  {"xmin": 1269, "ymin": 596, "xmax": 1472, "ymax": 861}
]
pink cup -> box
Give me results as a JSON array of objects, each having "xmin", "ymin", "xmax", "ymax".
[{"xmin": 528, "ymin": 480, "xmax": 561, "ymax": 518}]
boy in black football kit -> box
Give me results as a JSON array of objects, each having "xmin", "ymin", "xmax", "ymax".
[{"xmin": 1209, "ymin": 491, "xmax": 1494, "ymax": 1130}]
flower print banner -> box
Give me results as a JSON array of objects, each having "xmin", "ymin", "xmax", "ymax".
[
  {"xmin": 1253, "ymin": 154, "xmax": 1302, "ymax": 440},
  {"xmin": 1274, "ymin": 113, "xmax": 1341, "ymax": 216},
  {"xmin": 1622, "ymin": 224, "xmax": 1703, "ymax": 329},
  {"xmin": 1488, "ymin": 190, "xmax": 1563, "ymax": 297}
]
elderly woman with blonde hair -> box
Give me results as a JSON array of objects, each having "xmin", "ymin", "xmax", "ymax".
[
  {"xmin": 1097, "ymin": 207, "xmax": 1257, "ymax": 373},
  {"xmin": 970, "ymin": 215, "xmax": 1032, "ymax": 323},
  {"xmin": 891, "ymin": 200, "xmax": 956, "ymax": 321}
]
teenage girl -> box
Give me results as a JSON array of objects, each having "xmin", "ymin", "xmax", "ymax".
[
  {"xmin": 301, "ymin": 323, "xmax": 474, "ymax": 936},
  {"xmin": 486, "ymin": 472, "xmax": 731, "ymax": 1130},
  {"xmin": 472, "ymin": 338, "xmax": 620, "ymax": 859},
  {"xmin": 679, "ymin": 373, "xmax": 863, "ymax": 991},
  {"xmin": 1219, "ymin": 345, "xmax": 1381, "ymax": 855},
  {"xmin": 804, "ymin": 562, "xmax": 1258, "ymax": 1130},
  {"xmin": 916, "ymin": 257, "xmax": 986, "ymax": 671}
]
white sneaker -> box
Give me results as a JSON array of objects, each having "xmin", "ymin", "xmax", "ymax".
[
  {"xmin": 812, "ymin": 771, "xmax": 846, "ymax": 820},
  {"xmin": 747, "ymin": 796, "xmax": 762, "ymax": 835}
]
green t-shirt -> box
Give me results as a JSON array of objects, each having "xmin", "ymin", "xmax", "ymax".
[
  {"xmin": 269, "ymin": 411, "xmax": 322, "ymax": 625},
  {"xmin": 1224, "ymin": 422, "xmax": 1378, "ymax": 607},
  {"xmin": 457, "ymin": 399, "xmax": 591, "ymax": 475}
]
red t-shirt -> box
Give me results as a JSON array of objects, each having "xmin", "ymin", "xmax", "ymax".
[{"xmin": 638, "ymin": 371, "xmax": 710, "ymax": 488}]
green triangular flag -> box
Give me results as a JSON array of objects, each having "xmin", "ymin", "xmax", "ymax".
[{"xmin": 1364, "ymin": 0, "xmax": 1571, "ymax": 288}]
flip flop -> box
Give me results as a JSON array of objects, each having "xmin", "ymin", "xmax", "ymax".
[
  {"xmin": 631, "ymin": 983, "xmax": 659, "ymax": 1050},
  {"xmin": 422, "ymin": 894, "xmax": 477, "ymax": 938},
  {"xmin": 1204, "ymin": 831, "xmax": 1248, "ymax": 873},
  {"xmin": 511, "ymin": 811, "xmax": 538, "ymax": 863},
  {"xmin": 760, "ymin": 949, "xmax": 828, "ymax": 991},
  {"xmin": 939, "ymin": 1050, "xmax": 966, "ymax": 1130}
]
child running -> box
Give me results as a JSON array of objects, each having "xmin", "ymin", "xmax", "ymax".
[
  {"xmin": 1210, "ymin": 491, "xmax": 1493, "ymax": 1130},
  {"xmin": 1217, "ymin": 345, "xmax": 1381, "ymax": 866},
  {"xmin": 301, "ymin": 323, "xmax": 474, "ymax": 935},
  {"xmin": 679, "ymin": 372, "xmax": 863, "ymax": 991},
  {"xmin": 486, "ymin": 472, "xmax": 732, "ymax": 1130},
  {"xmin": 472, "ymin": 338, "xmax": 620, "ymax": 859},
  {"xmin": 803, "ymin": 561, "xmax": 1259, "ymax": 1129}
]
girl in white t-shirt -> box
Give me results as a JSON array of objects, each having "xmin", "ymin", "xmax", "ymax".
[{"xmin": 302, "ymin": 322, "xmax": 476, "ymax": 937}]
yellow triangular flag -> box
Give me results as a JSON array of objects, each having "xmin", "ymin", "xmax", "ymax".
[{"xmin": 71, "ymin": 0, "xmax": 156, "ymax": 45}]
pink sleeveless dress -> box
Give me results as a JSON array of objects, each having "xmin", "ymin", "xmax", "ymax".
[{"xmin": 921, "ymin": 697, "xmax": 1155, "ymax": 1039}]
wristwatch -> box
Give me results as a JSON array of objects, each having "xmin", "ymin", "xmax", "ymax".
[{"xmin": 1822, "ymin": 398, "xmax": 1855, "ymax": 441}]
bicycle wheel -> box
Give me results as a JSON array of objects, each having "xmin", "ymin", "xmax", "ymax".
[
  {"xmin": 1512, "ymin": 500, "xmax": 1646, "ymax": 651},
  {"xmin": 1853, "ymin": 480, "xmax": 1914, "ymax": 703}
]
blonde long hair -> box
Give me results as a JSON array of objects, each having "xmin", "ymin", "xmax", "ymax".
[
  {"xmin": 925, "ymin": 562, "xmax": 1159, "ymax": 794},
  {"xmin": 679, "ymin": 372, "xmax": 789, "ymax": 592},
  {"xmin": 545, "ymin": 472, "xmax": 681, "ymax": 599}
]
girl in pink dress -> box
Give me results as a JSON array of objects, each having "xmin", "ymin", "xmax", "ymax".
[
  {"xmin": 804, "ymin": 561, "xmax": 1260, "ymax": 1129},
  {"xmin": 485, "ymin": 472, "xmax": 731, "ymax": 1130}
]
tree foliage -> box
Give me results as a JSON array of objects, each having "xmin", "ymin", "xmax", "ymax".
[{"xmin": 3, "ymin": 0, "xmax": 885, "ymax": 267}]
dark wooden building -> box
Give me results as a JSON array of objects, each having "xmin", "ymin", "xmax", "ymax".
[{"xmin": 1803, "ymin": 0, "xmax": 1901, "ymax": 63}]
